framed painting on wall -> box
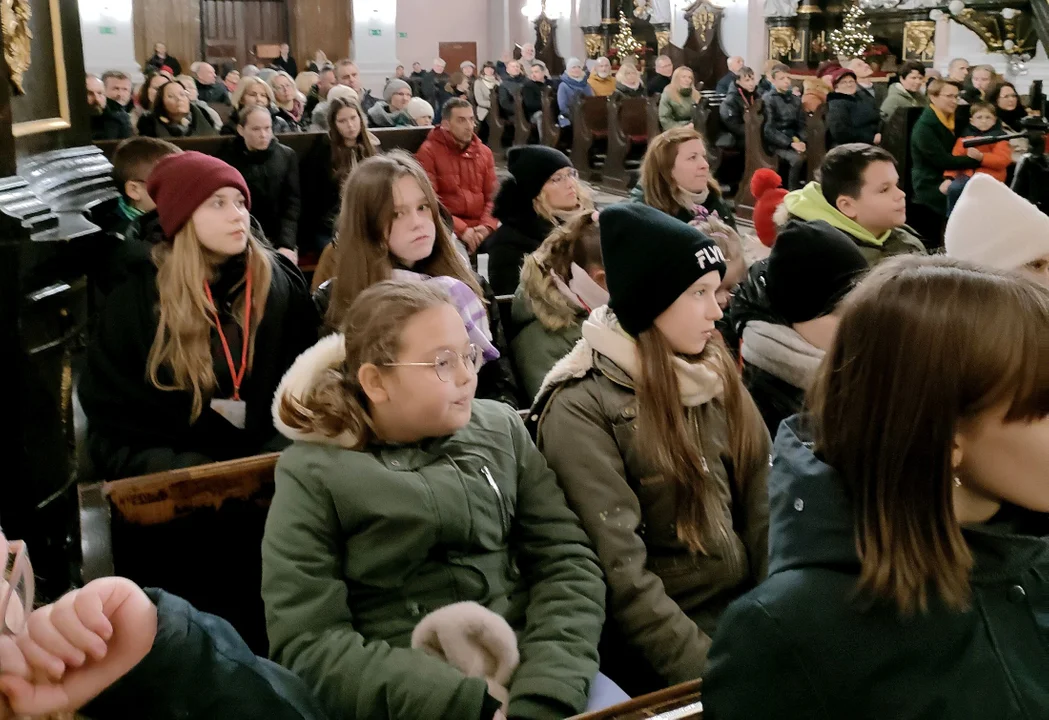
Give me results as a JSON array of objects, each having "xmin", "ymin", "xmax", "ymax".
[{"xmin": 6, "ymin": 0, "xmax": 71, "ymax": 137}]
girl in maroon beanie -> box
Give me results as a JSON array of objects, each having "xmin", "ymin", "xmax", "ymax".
[{"xmin": 79, "ymin": 151, "xmax": 318, "ymax": 478}]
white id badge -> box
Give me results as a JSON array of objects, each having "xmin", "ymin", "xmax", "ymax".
[{"xmin": 210, "ymin": 398, "xmax": 247, "ymax": 429}]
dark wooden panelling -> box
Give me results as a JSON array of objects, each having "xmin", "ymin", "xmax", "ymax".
[
  {"xmin": 288, "ymin": 0, "xmax": 352, "ymax": 66},
  {"xmin": 132, "ymin": 0, "xmax": 202, "ymax": 71},
  {"xmin": 202, "ymin": 0, "xmax": 288, "ymax": 71}
]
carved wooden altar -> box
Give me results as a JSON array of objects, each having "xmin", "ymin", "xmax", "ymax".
[{"xmin": 665, "ymin": 0, "xmax": 730, "ymax": 91}]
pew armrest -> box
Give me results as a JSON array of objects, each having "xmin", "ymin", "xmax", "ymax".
[{"xmin": 79, "ymin": 481, "xmax": 114, "ymax": 583}]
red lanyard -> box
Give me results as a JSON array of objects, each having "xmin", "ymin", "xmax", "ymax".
[
  {"xmin": 738, "ymin": 87, "xmax": 752, "ymax": 109},
  {"xmin": 203, "ymin": 265, "xmax": 253, "ymax": 400}
]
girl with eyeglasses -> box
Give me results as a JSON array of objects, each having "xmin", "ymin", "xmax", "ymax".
[
  {"xmin": 484, "ymin": 146, "xmax": 594, "ymax": 295},
  {"xmin": 315, "ymin": 151, "xmax": 520, "ymax": 407},
  {"xmin": 264, "ymin": 279, "xmax": 614, "ymax": 720}
]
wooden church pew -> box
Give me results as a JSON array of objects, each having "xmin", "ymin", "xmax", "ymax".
[
  {"xmin": 79, "ymin": 453, "xmax": 280, "ymax": 655},
  {"xmin": 486, "ymin": 85, "xmax": 509, "ymax": 160},
  {"xmin": 805, "ymin": 102, "xmax": 828, "ymax": 183},
  {"xmin": 603, "ymin": 95, "xmax": 652, "ymax": 192},
  {"xmin": 513, "ymin": 87, "xmax": 538, "ymax": 147},
  {"xmin": 733, "ymin": 97, "xmax": 780, "ymax": 221},
  {"xmin": 569, "ymin": 680, "xmax": 703, "ymax": 719},
  {"xmin": 540, "ymin": 85, "xmax": 563, "ymax": 148},
  {"xmin": 571, "ymin": 96, "xmax": 610, "ymax": 183}
]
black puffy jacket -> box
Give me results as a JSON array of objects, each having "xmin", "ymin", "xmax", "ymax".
[
  {"xmin": 719, "ymin": 87, "xmax": 757, "ymax": 147},
  {"xmin": 826, "ymin": 91, "xmax": 880, "ymax": 147},
  {"xmin": 220, "ymin": 137, "xmax": 301, "ymax": 251},
  {"xmin": 719, "ymin": 259, "xmax": 785, "ymax": 358},
  {"xmin": 762, "ymin": 89, "xmax": 806, "ymax": 151}
]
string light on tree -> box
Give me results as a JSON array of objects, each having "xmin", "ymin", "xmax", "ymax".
[
  {"xmin": 612, "ymin": 11, "xmax": 643, "ymax": 57},
  {"xmin": 829, "ymin": 2, "xmax": 875, "ymax": 59}
]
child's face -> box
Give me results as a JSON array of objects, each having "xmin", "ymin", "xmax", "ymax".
[
  {"xmin": 773, "ymin": 71, "xmax": 792, "ymax": 93},
  {"xmin": 191, "ymin": 187, "xmax": 250, "ymax": 256},
  {"xmin": 125, "ymin": 180, "xmax": 156, "ymax": 213},
  {"xmin": 388, "ymin": 175, "xmax": 436, "ymax": 267},
  {"xmin": 971, "ymin": 109, "xmax": 997, "ymax": 132},
  {"xmin": 377, "ymin": 303, "xmax": 478, "ymax": 438},
  {"xmin": 836, "ymin": 160, "xmax": 907, "ymax": 236}
]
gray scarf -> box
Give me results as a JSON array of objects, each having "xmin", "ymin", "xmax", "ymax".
[{"xmin": 741, "ymin": 320, "xmax": 824, "ymax": 390}]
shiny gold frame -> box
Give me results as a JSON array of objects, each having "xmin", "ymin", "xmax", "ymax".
[{"xmin": 12, "ymin": 0, "xmax": 71, "ymax": 137}]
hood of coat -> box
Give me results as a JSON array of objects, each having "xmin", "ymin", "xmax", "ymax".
[
  {"xmin": 271, "ymin": 333, "xmax": 361, "ymax": 449},
  {"xmin": 741, "ymin": 320, "xmax": 824, "ymax": 391},
  {"xmin": 512, "ymin": 255, "xmax": 586, "ymax": 333},
  {"xmin": 782, "ymin": 182, "xmax": 889, "ymax": 247}
]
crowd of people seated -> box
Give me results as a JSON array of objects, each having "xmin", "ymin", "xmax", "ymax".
[{"xmin": 14, "ymin": 38, "xmax": 1046, "ymax": 720}]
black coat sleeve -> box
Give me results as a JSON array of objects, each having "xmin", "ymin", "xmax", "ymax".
[
  {"xmin": 279, "ymin": 149, "xmax": 301, "ymax": 251},
  {"xmin": 476, "ymin": 274, "xmax": 521, "ymax": 409},
  {"xmin": 720, "ymin": 94, "xmax": 745, "ymax": 142},
  {"xmin": 826, "ymin": 99, "xmax": 853, "ymax": 147}
]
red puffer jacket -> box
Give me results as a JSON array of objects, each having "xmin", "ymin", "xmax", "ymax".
[{"xmin": 416, "ymin": 126, "xmax": 498, "ymax": 236}]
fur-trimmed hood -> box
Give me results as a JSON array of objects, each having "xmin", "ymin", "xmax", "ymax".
[
  {"xmin": 512, "ymin": 255, "xmax": 585, "ymax": 333},
  {"xmin": 271, "ymin": 333, "xmax": 360, "ymax": 449}
]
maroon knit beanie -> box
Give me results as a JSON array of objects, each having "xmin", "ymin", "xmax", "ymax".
[{"xmin": 146, "ymin": 151, "xmax": 252, "ymax": 238}]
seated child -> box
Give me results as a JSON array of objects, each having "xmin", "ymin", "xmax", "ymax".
[
  {"xmin": 263, "ymin": 279, "xmax": 610, "ymax": 720},
  {"xmin": 944, "ymin": 101, "xmax": 1012, "ymax": 216},
  {"xmin": 511, "ymin": 210, "xmax": 607, "ymax": 401}
]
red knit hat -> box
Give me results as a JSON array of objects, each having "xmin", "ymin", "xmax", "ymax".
[
  {"xmin": 751, "ymin": 168, "xmax": 788, "ymax": 248},
  {"xmin": 147, "ymin": 151, "xmax": 251, "ymax": 238}
]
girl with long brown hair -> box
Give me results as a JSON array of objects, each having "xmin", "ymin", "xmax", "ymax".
[
  {"xmin": 535, "ymin": 203, "xmax": 771, "ymax": 695},
  {"xmin": 703, "ymin": 254, "xmax": 1049, "ymax": 719},
  {"xmin": 78, "ymin": 152, "xmax": 317, "ymax": 478},
  {"xmin": 318, "ymin": 151, "xmax": 520, "ymax": 406},
  {"xmin": 633, "ymin": 125, "xmax": 737, "ymax": 228},
  {"xmin": 298, "ymin": 96, "xmax": 376, "ymax": 254}
]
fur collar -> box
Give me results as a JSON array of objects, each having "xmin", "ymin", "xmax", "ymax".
[
  {"xmin": 741, "ymin": 320, "xmax": 824, "ymax": 390},
  {"xmin": 271, "ymin": 333, "xmax": 360, "ymax": 449},
  {"xmin": 536, "ymin": 306, "xmax": 724, "ymax": 406}
]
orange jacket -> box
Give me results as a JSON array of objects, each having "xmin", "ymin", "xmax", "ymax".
[
  {"xmin": 415, "ymin": 126, "xmax": 499, "ymax": 236},
  {"xmin": 945, "ymin": 135, "xmax": 1012, "ymax": 183}
]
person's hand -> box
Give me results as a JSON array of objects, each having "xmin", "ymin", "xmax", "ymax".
[
  {"xmin": 475, "ymin": 226, "xmax": 491, "ymax": 241},
  {"xmin": 0, "ymin": 635, "xmax": 29, "ymax": 720},
  {"xmin": 967, "ymin": 147, "xmax": 984, "ymax": 161},
  {"xmin": 462, "ymin": 227, "xmax": 484, "ymax": 253},
  {"xmin": 493, "ymin": 712, "xmax": 507, "ymax": 720},
  {"xmin": 939, "ymin": 179, "xmax": 952, "ymax": 194},
  {"xmin": 873, "ymin": 133, "xmax": 882, "ymax": 144},
  {"xmin": 0, "ymin": 577, "xmax": 157, "ymax": 716},
  {"xmin": 792, "ymin": 86, "xmax": 801, "ymax": 96},
  {"xmin": 791, "ymin": 141, "xmax": 806, "ymax": 153},
  {"xmin": 277, "ymin": 247, "xmax": 298, "ymax": 264}
]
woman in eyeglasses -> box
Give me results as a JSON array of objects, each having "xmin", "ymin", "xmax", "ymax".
[
  {"xmin": 483, "ymin": 146, "xmax": 594, "ymax": 296},
  {"xmin": 0, "ymin": 531, "xmax": 327, "ymax": 719},
  {"xmin": 263, "ymin": 279, "xmax": 616, "ymax": 720}
]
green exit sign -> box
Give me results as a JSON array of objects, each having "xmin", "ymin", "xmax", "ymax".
[
  {"xmin": 99, "ymin": 26, "xmax": 116, "ymax": 34},
  {"xmin": 398, "ymin": 31, "xmax": 407, "ymax": 38},
  {"xmin": 369, "ymin": 29, "xmax": 382, "ymax": 36}
]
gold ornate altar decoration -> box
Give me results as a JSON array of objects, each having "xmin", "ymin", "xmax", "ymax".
[
  {"xmin": 903, "ymin": 20, "xmax": 935, "ymax": 62},
  {"xmin": 769, "ymin": 26, "xmax": 801, "ymax": 61},
  {"xmin": 2, "ymin": 0, "xmax": 33, "ymax": 95}
]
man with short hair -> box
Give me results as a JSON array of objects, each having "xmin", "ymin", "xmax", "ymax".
[
  {"xmin": 367, "ymin": 78, "xmax": 415, "ymax": 127},
  {"xmin": 421, "ymin": 57, "xmax": 449, "ymax": 107},
  {"xmin": 410, "ymin": 61, "xmax": 424, "ymax": 79},
  {"xmin": 145, "ymin": 41, "xmax": 182, "ymax": 76},
  {"xmin": 416, "ymin": 98, "xmax": 498, "ymax": 253},
  {"xmin": 947, "ymin": 57, "xmax": 971, "ymax": 84},
  {"xmin": 763, "ymin": 63, "xmax": 808, "ymax": 190},
  {"xmin": 778, "ymin": 143, "xmax": 926, "ymax": 263},
  {"xmin": 719, "ymin": 66, "xmax": 758, "ymax": 149},
  {"xmin": 87, "ymin": 74, "xmax": 132, "ymax": 140},
  {"xmin": 880, "ymin": 60, "xmax": 928, "ymax": 121},
  {"xmin": 647, "ymin": 54, "xmax": 674, "ymax": 96},
  {"xmin": 272, "ymin": 43, "xmax": 297, "ymax": 77},
  {"xmin": 102, "ymin": 70, "xmax": 133, "ymax": 112},
  {"xmin": 498, "ymin": 60, "xmax": 525, "ymax": 119},
  {"xmin": 716, "ymin": 56, "xmax": 746, "ymax": 95},
  {"xmin": 304, "ymin": 66, "xmax": 337, "ymax": 121},
  {"xmin": 336, "ymin": 59, "xmax": 377, "ymax": 112},
  {"xmin": 194, "ymin": 62, "xmax": 230, "ymax": 104}
]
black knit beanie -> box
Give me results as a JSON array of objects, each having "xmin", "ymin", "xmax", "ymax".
[
  {"xmin": 505, "ymin": 146, "xmax": 572, "ymax": 201},
  {"xmin": 600, "ymin": 203, "xmax": 727, "ymax": 336},
  {"xmin": 766, "ymin": 219, "xmax": 869, "ymax": 324}
]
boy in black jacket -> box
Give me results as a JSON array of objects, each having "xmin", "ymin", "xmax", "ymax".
[{"xmin": 762, "ymin": 64, "xmax": 807, "ymax": 190}]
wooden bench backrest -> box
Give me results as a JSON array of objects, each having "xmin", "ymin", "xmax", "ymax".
[
  {"xmin": 540, "ymin": 85, "xmax": 562, "ymax": 148},
  {"xmin": 78, "ymin": 453, "xmax": 280, "ymax": 655},
  {"xmin": 618, "ymin": 97, "xmax": 649, "ymax": 140},
  {"xmin": 733, "ymin": 97, "xmax": 778, "ymax": 221},
  {"xmin": 569, "ymin": 680, "xmax": 702, "ymax": 719},
  {"xmin": 571, "ymin": 96, "xmax": 610, "ymax": 181},
  {"xmin": 603, "ymin": 96, "xmax": 651, "ymax": 191},
  {"xmin": 806, "ymin": 102, "xmax": 828, "ymax": 182},
  {"xmin": 92, "ymin": 127, "xmax": 432, "ymax": 162}
]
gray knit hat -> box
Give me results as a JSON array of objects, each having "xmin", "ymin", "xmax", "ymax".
[{"xmin": 383, "ymin": 78, "xmax": 411, "ymax": 103}]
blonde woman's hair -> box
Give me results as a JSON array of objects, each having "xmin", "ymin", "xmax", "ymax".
[
  {"xmin": 146, "ymin": 222, "xmax": 273, "ymax": 421},
  {"xmin": 231, "ymin": 75, "xmax": 276, "ymax": 109},
  {"xmin": 668, "ymin": 66, "xmax": 700, "ymax": 103},
  {"xmin": 615, "ymin": 63, "xmax": 640, "ymax": 86},
  {"xmin": 639, "ymin": 126, "xmax": 721, "ymax": 218},
  {"xmin": 268, "ymin": 70, "xmax": 298, "ymax": 103},
  {"xmin": 278, "ymin": 280, "xmax": 450, "ymax": 448},
  {"xmin": 327, "ymin": 151, "xmax": 482, "ymax": 330},
  {"xmin": 533, "ymin": 177, "xmax": 594, "ymax": 225},
  {"xmin": 635, "ymin": 328, "xmax": 768, "ymax": 554},
  {"xmin": 295, "ymin": 71, "xmax": 319, "ymax": 96}
]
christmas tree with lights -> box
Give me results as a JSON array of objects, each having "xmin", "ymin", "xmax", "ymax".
[
  {"xmin": 829, "ymin": 2, "xmax": 874, "ymax": 59},
  {"xmin": 612, "ymin": 11, "xmax": 643, "ymax": 57}
]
